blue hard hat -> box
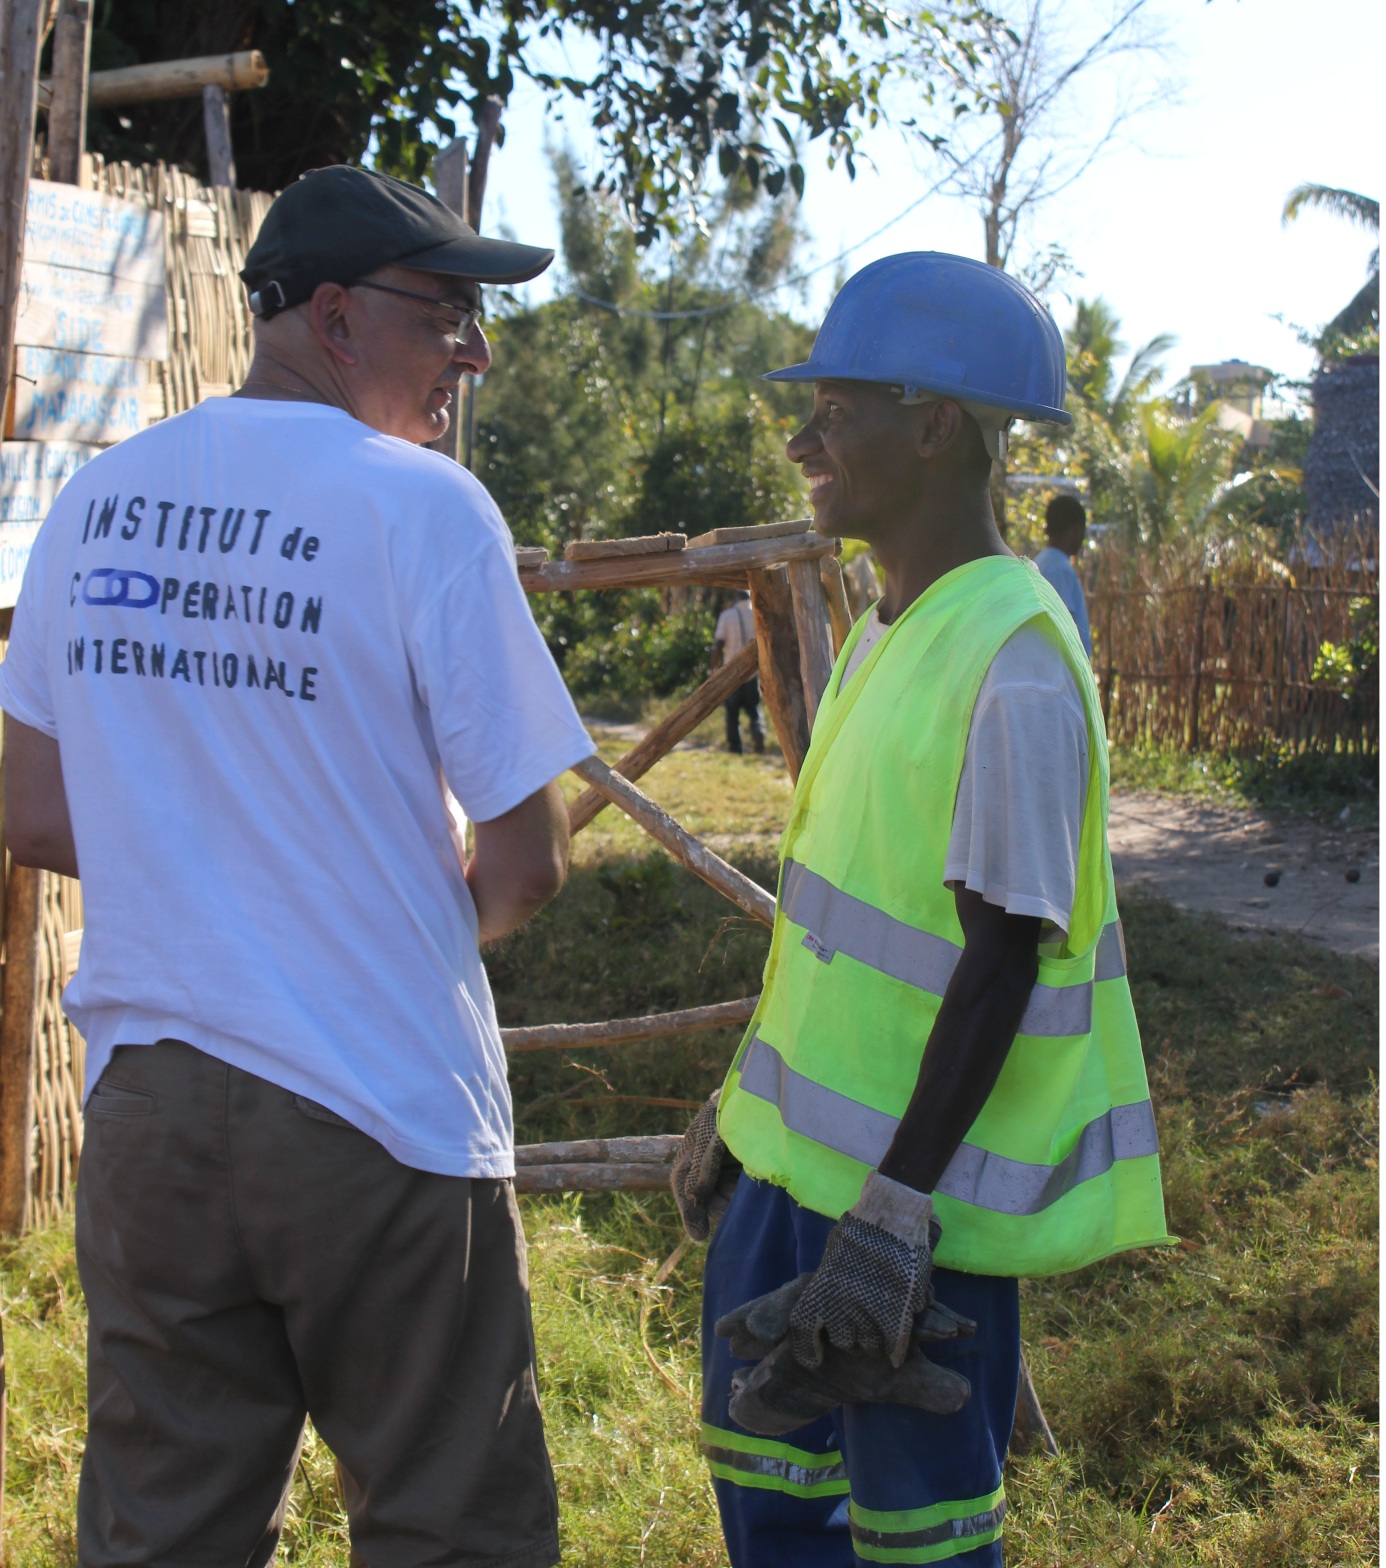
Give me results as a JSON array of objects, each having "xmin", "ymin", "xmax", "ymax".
[{"xmin": 764, "ymin": 251, "xmax": 1071, "ymax": 426}]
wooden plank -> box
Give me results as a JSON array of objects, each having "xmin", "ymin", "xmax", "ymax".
[
  {"xmin": 686, "ymin": 517, "xmax": 811, "ymax": 550},
  {"xmin": 569, "ymin": 638, "xmax": 760, "ymax": 833},
  {"xmin": 514, "ymin": 1162, "xmax": 672, "ymax": 1194},
  {"xmin": 570, "ymin": 755, "xmax": 776, "ymax": 927},
  {"xmin": 819, "ymin": 555, "xmax": 853, "ymax": 655},
  {"xmin": 0, "ymin": 0, "xmax": 47, "ymax": 443},
  {"xmin": 564, "ymin": 531, "xmax": 686, "ymax": 562},
  {"xmin": 10, "ymin": 345, "xmax": 157, "ymax": 442},
  {"xmin": 0, "ymin": 440, "xmax": 101, "ymax": 608},
  {"xmin": 40, "ymin": 50, "xmax": 270, "ymax": 110},
  {"xmin": 0, "ymin": 862, "xmax": 44, "ymax": 1237},
  {"xmin": 16, "ymin": 259, "xmax": 169, "ymax": 360},
  {"xmin": 788, "ymin": 556, "xmax": 835, "ymax": 729},
  {"xmin": 503, "ymin": 996, "xmax": 759, "ymax": 1054},
  {"xmin": 23, "ymin": 179, "xmax": 167, "ymax": 286},
  {"xmin": 522, "ymin": 528, "xmax": 837, "ymax": 593},
  {"xmin": 513, "ymin": 547, "xmax": 549, "ymax": 568},
  {"xmin": 515, "ymin": 1135, "xmax": 681, "ymax": 1167},
  {"xmin": 46, "ymin": 0, "xmax": 94, "ymax": 188},
  {"xmin": 748, "ymin": 566, "xmax": 810, "ymax": 780}
]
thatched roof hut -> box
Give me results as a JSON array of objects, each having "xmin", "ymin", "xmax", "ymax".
[{"xmin": 1306, "ymin": 354, "xmax": 1379, "ymax": 528}]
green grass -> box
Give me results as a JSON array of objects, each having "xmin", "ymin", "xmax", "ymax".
[
  {"xmin": 1111, "ymin": 741, "xmax": 1378, "ymax": 828},
  {"xmin": 2, "ymin": 745, "xmax": 1377, "ymax": 1565}
]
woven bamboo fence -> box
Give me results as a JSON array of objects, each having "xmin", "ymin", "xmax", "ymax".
[
  {"xmin": 1087, "ymin": 534, "xmax": 1378, "ymax": 757},
  {"xmin": 7, "ymin": 156, "xmax": 268, "ymax": 1222}
]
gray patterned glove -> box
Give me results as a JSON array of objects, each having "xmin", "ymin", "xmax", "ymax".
[
  {"xmin": 788, "ymin": 1172, "xmax": 938, "ymax": 1369},
  {"xmin": 670, "ymin": 1091, "xmax": 742, "ymax": 1242}
]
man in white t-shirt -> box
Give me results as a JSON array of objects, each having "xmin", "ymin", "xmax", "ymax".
[
  {"xmin": 1033, "ymin": 492, "xmax": 1092, "ymax": 655},
  {"xmin": 712, "ymin": 590, "xmax": 764, "ymax": 753},
  {"xmin": 0, "ymin": 167, "xmax": 593, "ymax": 1568}
]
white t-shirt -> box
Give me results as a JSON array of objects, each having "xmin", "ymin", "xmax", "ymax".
[
  {"xmin": 1033, "ymin": 545, "xmax": 1092, "ymax": 656},
  {"xmin": 840, "ymin": 606, "xmax": 1088, "ymax": 936},
  {"xmin": 0, "ymin": 397, "xmax": 595, "ymax": 1177},
  {"xmin": 715, "ymin": 600, "xmax": 757, "ymax": 660}
]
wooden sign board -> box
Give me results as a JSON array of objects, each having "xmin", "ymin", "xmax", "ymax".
[
  {"xmin": 24, "ymin": 179, "xmax": 166, "ymax": 286},
  {"xmin": 0, "ymin": 441, "xmax": 102, "ymax": 608},
  {"xmin": 9, "ymin": 345, "xmax": 159, "ymax": 443},
  {"xmin": 16, "ymin": 261, "xmax": 169, "ymax": 361}
]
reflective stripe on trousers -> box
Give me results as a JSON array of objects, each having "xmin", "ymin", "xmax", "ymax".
[
  {"xmin": 738, "ymin": 1033, "xmax": 1160, "ymax": 1216},
  {"xmin": 701, "ymin": 1423, "xmax": 849, "ymax": 1497},
  {"xmin": 781, "ymin": 860, "xmax": 1128, "ymax": 1038},
  {"xmin": 850, "ymin": 1489, "xmax": 1006, "ymax": 1564}
]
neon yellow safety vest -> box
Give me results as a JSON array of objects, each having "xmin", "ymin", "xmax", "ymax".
[{"xmin": 718, "ymin": 555, "xmax": 1174, "ymax": 1278}]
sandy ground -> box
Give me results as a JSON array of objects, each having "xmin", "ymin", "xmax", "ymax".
[{"xmin": 1108, "ymin": 791, "xmax": 1379, "ymax": 964}]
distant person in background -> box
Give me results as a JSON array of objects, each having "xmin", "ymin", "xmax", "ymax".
[
  {"xmin": 712, "ymin": 590, "xmax": 765, "ymax": 754},
  {"xmin": 1034, "ymin": 494, "xmax": 1092, "ymax": 656}
]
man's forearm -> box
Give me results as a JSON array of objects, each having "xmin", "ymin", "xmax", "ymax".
[{"xmin": 876, "ymin": 908, "xmax": 1040, "ymax": 1195}]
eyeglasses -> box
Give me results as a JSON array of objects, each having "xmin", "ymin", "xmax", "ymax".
[{"xmin": 349, "ymin": 279, "xmax": 483, "ymax": 344}]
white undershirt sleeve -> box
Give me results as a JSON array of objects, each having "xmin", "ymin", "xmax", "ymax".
[{"xmin": 944, "ymin": 623, "xmax": 1089, "ymax": 937}]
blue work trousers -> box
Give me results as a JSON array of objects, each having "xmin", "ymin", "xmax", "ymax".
[{"xmin": 701, "ymin": 1176, "xmax": 1020, "ymax": 1567}]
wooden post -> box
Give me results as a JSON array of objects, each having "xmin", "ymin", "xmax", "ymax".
[
  {"xmin": 42, "ymin": 50, "xmax": 271, "ymax": 110},
  {"xmin": 467, "ymin": 97, "xmax": 504, "ymax": 233},
  {"xmin": 1, "ymin": 0, "xmax": 47, "ymax": 415},
  {"xmin": 201, "ymin": 84, "xmax": 236, "ymax": 188},
  {"xmin": 787, "ymin": 556, "xmax": 834, "ymax": 728},
  {"xmin": 747, "ymin": 567, "xmax": 810, "ymax": 780},
  {"xmin": 45, "ymin": 0, "xmax": 92, "ymax": 187},
  {"xmin": 1271, "ymin": 582, "xmax": 1291, "ymax": 738},
  {"xmin": 1187, "ymin": 576, "xmax": 1210, "ymax": 753},
  {"xmin": 502, "ymin": 996, "xmax": 759, "ymax": 1054},
  {"xmin": 819, "ymin": 556, "xmax": 853, "ymax": 656},
  {"xmin": 433, "ymin": 137, "xmax": 469, "ymax": 224},
  {"xmin": 0, "ymin": 863, "xmax": 44, "ymax": 1237}
]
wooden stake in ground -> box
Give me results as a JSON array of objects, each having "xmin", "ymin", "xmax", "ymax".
[
  {"xmin": 0, "ymin": 864, "xmax": 44, "ymax": 1238},
  {"xmin": 568, "ymin": 639, "xmax": 760, "ymax": 834},
  {"xmin": 45, "ymin": 0, "xmax": 93, "ymax": 187},
  {"xmin": 0, "ymin": 0, "xmax": 47, "ymax": 416},
  {"xmin": 569, "ymin": 756, "xmax": 775, "ymax": 927}
]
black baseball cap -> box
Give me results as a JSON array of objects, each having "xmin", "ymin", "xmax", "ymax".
[{"xmin": 241, "ymin": 165, "xmax": 554, "ymax": 319}]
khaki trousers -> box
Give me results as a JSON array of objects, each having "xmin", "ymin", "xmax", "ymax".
[{"xmin": 76, "ymin": 1040, "xmax": 560, "ymax": 1568}]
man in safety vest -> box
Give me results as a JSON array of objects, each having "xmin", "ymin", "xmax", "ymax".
[{"xmin": 671, "ymin": 253, "xmax": 1172, "ymax": 1568}]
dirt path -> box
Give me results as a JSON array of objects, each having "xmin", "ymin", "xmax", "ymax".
[{"xmin": 1108, "ymin": 791, "xmax": 1378, "ymax": 963}]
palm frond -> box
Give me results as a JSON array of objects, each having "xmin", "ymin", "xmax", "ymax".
[{"xmin": 1282, "ymin": 184, "xmax": 1379, "ymax": 232}]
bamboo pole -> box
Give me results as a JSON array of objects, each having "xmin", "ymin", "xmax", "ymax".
[
  {"xmin": 787, "ymin": 556, "xmax": 835, "ymax": 728},
  {"xmin": 569, "ymin": 640, "xmax": 760, "ymax": 833},
  {"xmin": 503, "ymin": 995, "xmax": 759, "ymax": 1054},
  {"xmin": 819, "ymin": 556, "xmax": 853, "ymax": 656},
  {"xmin": 569, "ymin": 756, "xmax": 776, "ymax": 928},
  {"xmin": 747, "ymin": 567, "xmax": 810, "ymax": 780},
  {"xmin": 0, "ymin": 864, "xmax": 43, "ymax": 1238},
  {"xmin": 521, "ymin": 530, "xmax": 838, "ymax": 594},
  {"xmin": 45, "ymin": 0, "xmax": 92, "ymax": 187},
  {"xmin": 41, "ymin": 50, "xmax": 270, "ymax": 110}
]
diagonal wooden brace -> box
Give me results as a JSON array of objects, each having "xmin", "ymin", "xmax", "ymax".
[
  {"xmin": 569, "ymin": 756, "xmax": 776, "ymax": 928},
  {"xmin": 503, "ymin": 996, "xmax": 759, "ymax": 1054},
  {"xmin": 569, "ymin": 639, "xmax": 761, "ymax": 834}
]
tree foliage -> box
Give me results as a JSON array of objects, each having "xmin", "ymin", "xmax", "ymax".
[
  {"xmin": 475, "ymin": 155, "xmax": 812, "ymax": 704},
  {"xmin": 80, "ymin": 0, "xmax": 976, "ymax": 236},
  {"xmin": 1281, "ymin": 183, "xmax": 1380, "ymax": 353}
]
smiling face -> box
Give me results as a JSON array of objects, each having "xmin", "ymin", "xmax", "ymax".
[{"xmin": 785, "ymin": 380, "xmax": 942, "ymax": 543}]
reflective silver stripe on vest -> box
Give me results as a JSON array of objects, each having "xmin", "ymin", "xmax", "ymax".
[
  {"xmin": 701, "ymin": 1439, "xmax": 849, "ymax": 1491},
  {"xmin": 849, "ymin": 1497, "xmax": 1006, "ymax": 1553},
  {"xmin": 780, "ymin": 861, "xmax": 1127, "ymax": 1038},
  {"xmin": 738, "ymin": 1034, "xmax": 1159, "ymax": 1216}
]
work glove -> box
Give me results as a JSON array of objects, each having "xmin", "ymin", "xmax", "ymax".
[
  {"xmin": 716, "ymin": 1273, "xmax": 975, "ymax": 1363},
  {"xmin": 788, "ymin": 1171, "xmax": 939, "ymax": 1370},
  {"xmin": 670, "ymin": 1091, "xmax": 742, "ymax": 1242}
]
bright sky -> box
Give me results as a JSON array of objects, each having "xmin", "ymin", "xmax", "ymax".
[{"xmin": 481, "ymin": 0, "xmax": 1379, "ymax": 400}]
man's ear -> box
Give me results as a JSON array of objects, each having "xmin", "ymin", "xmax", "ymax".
[
  {"xmin": 306, "ymin": 283, "xmax": 358, "ymax": 366},
  {"xmin": 916, "ymin": 398, "xmax": 969, "ymax": 461}
]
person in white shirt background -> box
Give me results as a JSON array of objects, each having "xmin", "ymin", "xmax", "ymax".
[
  {"xmin": 1033, "ymin": 493, "xmax": 1092, "ymax": 656},
  {"xmin": 711, "ymin": 589, "xmax": 766, "ymax": 754}
]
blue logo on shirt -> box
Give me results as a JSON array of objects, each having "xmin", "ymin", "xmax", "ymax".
[{"xmin": 82, "ymin": 568, "xmax": 160, "ymax": 608}]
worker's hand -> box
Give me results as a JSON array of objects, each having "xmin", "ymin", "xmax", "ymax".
[
  {"xmin": 788, "ymin": 1172, "xmax": 938, "ymax": 1369},
  {"xmin": 670, "ymin": 1091, "xmax": 742, "ymax": 1242}
]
